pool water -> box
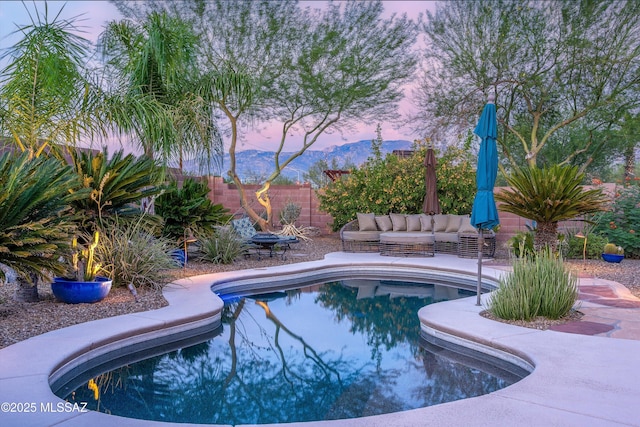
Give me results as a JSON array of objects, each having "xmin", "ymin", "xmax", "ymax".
[{"xmin": 59, "ymin": 280, "xmax": 526, "ymax": 425}]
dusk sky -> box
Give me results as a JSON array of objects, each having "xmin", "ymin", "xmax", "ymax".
[{"xmin": 0, "ymin": 1, "xmax": 437, "ymax": 153}]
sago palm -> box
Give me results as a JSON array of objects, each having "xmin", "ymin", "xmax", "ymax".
[
  {"xmin": 0, "ymin": 152, "xmax": 84, "ymax": 301},
  {"xmin": 496, "ymin": 164, "xmax": 607, "ymax": 251},
  {"xmin": 70, "ymin": 148, "xmax": 165, "ymax": 232}
]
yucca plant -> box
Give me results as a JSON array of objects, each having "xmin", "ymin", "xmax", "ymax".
[
  {"xmin": 496, "ymin": 165, "xmax": 608, "ymax": 251},
  {"xmin": 70, "ymin": 148, "xmax": 165, "ymax": 232},
  {"xmin": 0, "ymin": 152, "xmax": 85, "ymax": 301}
]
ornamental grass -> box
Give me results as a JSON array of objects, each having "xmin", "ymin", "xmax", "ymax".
[{"xmin": 488, "ymin": 248, "xmax": 579, "ymax": 321}]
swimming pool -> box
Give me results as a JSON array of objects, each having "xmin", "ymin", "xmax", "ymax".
[{"xmin": 55, "ymin": 278, "xmax": 527, "ymax": 425}]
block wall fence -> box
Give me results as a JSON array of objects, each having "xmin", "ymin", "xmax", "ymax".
[{"xmin": 196, "ymin": 176, "xmax": 614, "ymax": 251}]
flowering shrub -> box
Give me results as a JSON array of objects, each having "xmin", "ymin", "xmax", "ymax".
[
  {"xmin": 317, "ymin": 146, "xmax": 476, "ymax": 231},
  {"xmin": 593, "ymin": 185, "xmax": 640, "ymax": 258}
]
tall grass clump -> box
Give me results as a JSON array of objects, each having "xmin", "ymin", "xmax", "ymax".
[
  {"xmin": 488, "ymin": 249, "xmax": 579, "ymax": 321},
  {"xmin": 96, "ymin": 219, "xmax": 179, "ymax": 290},
  {"xmin": 199, "ymin": 226, "xmax": 249, "ymax": 264}
]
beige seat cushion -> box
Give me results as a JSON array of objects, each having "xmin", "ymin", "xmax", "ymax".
[
  {"xmin": 342, "ymin": 230, "xmax": 381, "ymax": 241},
  {"xmin": 380, "ymin": 232, "xmax": 434, "ymax": 244},
  {"xmin": 434, "ymin": 232, "xmax": 459, "ymax": 243}
]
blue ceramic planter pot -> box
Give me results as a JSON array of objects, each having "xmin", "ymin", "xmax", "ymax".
[
  {"xmin": 51, "ymin": 276, "xmax": 112, "ymax": 304},
  {"xmin": 171, "ymin": 249, "xmax": 186, "ymax": 267},
  {"xmin": 601, "ymin": 253, "xmax": 624, "ymax": 263}
]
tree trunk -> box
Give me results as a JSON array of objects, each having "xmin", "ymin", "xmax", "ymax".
[
  {"xmin": 534, "ymin": 222, "xmax": 559, "ymax": 252},
  {"xmin": 14, "ymin": 273, "xmax": 40, "ymax": 302},
  {"xmin": 624, "ymin": 144, "xmax": 635, "ymax": 183}
]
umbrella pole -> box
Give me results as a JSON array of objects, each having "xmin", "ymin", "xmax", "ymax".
[{"xmin": 476, "ymin": 229, "xmax": 484, "ymax": 306}]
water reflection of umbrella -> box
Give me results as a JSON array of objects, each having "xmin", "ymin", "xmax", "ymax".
[
  {"xmin": 470, "ymin": 95, "xmax": 500, "ymax": 306},
  {"xmin": 422, "ymin": 141, "xmax": 441, "ymax": 215}
]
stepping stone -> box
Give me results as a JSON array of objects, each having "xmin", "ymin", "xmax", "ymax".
[{"xmin": 549, "ymin": 321, "xmax": 614, "ymax": 336}]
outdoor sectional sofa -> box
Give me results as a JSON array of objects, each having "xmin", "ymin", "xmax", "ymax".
[{"xmin": 340, "ymin": 212, "xmax": 496, "ymax": 258}]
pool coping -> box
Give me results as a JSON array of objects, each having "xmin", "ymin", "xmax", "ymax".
[{"xmin": 1, "ymin": 252, "xmax": 639, "ymax": 427}]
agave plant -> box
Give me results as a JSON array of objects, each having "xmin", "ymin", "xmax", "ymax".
[
  {"xmin": 0, "ymin": 152, "xmax": 84, "ymax": 301},
  {"xmin": 496, "ymin": 164, "xmax": 608, "ymax": 251},
  {"xmin": 70, "ymin": 148, "xmax": 165, "ymax": 232}
]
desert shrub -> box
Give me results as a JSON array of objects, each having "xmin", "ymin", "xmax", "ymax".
[
  {"xmin": 198, "ymin": 226, "xmax": 249, "ymax": 264},
  {"xmin": 507, "ymin": 231, "xmax": 535, "ymax": 258},
  {"xmin": 318, "ymin": 146, "xmax": 476, "ymax": 231},
  {"xmin": 95, "ymin": 218, "xmax": 179, "ymax": 290},
  {"xmin": 488, "ymin": 249, "xmax": 579, "ymax": 321},
  {"xmin": 280, "ymin": 201, "xmax": 302, "ymax": 225},
  {"xmin": 563, "ymin": 231, "xmax": 608, "ymax": 259},
  {"xmin": 592, "ymin": 185, "xmax": 640, "ymax": 258}
]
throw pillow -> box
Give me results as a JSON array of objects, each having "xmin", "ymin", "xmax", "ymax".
[
  {"xmin": 390, "ymin": 213, "xmax": 407, "ymax": 231},
  {"xmin": 357, "ymin": 213, "xmax": 378, "ymax": 231},
  {"xmin": 445, "ymin": 215, "xmax": 464, "ymax": 233},
  {"xmin": 433, "ymin": 214, "xmax": 449, "ymax": 232},
  {"xmin": 458, "ymin": 216, "xmax": 478, "ymax": 234},
  {"xmin": 406, "ymin": 214, "xmax": 422, "ymax": 231},
  {"xmin": 375, "ymin": 215, "xmax": 393, "ymax": 232},
  {"xmin": 420, "ymin": 214, "xmax": 434, "ymax": 232}
]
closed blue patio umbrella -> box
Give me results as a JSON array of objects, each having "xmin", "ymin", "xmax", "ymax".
[{"xmin": 471, "ymin": 95, "xmax": 500, "ymax": 305}]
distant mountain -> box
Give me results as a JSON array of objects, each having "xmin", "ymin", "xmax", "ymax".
[{"xmin": 184, "ymin": 139, "xmax": 413, "ymax": 181}]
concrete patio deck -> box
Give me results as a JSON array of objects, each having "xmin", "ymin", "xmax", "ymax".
[{"xmin": 0, "ymin": 252, "xmax": 639, "ymax": 427}]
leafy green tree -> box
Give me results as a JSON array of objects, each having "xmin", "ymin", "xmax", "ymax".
[
  {"xmin": 318, "ymin": 146, "xmax": 476, "ymax": 231},
  {"xmin": 496, "ymin": 164, "xmax": 608, "ymax": 251},
  {"xmin": 114, "ymin": 0, "xmax": 419, "ymax": 231},
  {"xmin": 0, "ymin": 152, "xmax": 84, "ymax": 301},
  {"xmin": 304, "ymin": 157, "xmax": 356, "ymax": 189},
  {"xmin": 415, "ymin": 0, "xmax": 640, "ymax": 170},
  {"xmin": 593, "ymin": 184, "xmax": 640, "ymax": 258},
  {"xmin": 155, "ymin": 178, "xmax": 231, "ymax": 243}
]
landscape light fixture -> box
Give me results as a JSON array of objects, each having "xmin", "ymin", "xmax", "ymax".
[{"xmin": 575, "ymin": 232, "xmax": 587, "ymax": 267}]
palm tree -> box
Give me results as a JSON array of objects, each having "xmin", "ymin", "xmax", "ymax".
[
  {"xmin": 0, "ymin": 3, "xmax": 106, "ymax": 157},
  {"xmin": 0, "ymin": 152, "xmax": 84, "ymax": 302},
  {"xmin": 496, "ymin": 164, "xmax": 608, "ymax": 251},
  {"xmin": 98, "ymin": 11, "xmax": 223, "ymax": 173}
]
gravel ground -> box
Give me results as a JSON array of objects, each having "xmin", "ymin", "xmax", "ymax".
[{"xmin": 1, "ymin": 235, "xmax": 638, "ymax": 350}]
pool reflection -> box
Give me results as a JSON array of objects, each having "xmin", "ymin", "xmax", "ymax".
[{"xmin": 61, "ymin": 281, "xmax": 525, "ymax": 425}]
